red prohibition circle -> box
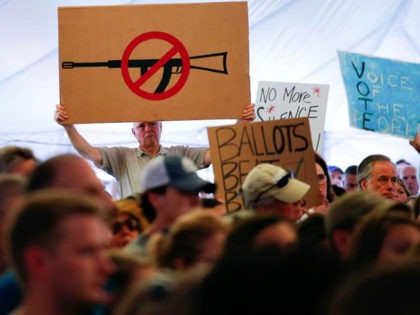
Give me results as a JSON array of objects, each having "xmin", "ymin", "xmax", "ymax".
[{"xmin": 121, "ymin": 32, "xmax": 190, "ymax": 100}]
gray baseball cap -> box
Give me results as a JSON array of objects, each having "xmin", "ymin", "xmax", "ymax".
[{"xmin": 139, "ymin": 155, "xmax": 215, "ymax": 194}]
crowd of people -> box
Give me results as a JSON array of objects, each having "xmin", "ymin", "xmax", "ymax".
[{"xmin": 1, "ymin": 107, "xmax": 420, "ymax": 315}]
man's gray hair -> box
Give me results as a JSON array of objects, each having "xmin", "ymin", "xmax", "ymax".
[{"xmin": 356, "ymin": 154, "xmax": 393, "ymax": 188}]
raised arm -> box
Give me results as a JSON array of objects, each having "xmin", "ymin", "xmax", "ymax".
[
  {"xmin": 54, "ymin": 104, "xmax": 103, "ymax": 166},
  {"xmin": 237, "ymin": 103, "xmax": 256, "ymax": 123}
]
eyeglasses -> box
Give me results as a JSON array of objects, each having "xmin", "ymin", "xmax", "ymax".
[
  {"xmin": 253, "ymin": 171, "xmax": 293, "ymax": 205},
  {"xmin": 112, "ymin": 218, "xmax": 140, "ymax": 234},
  {"xmin": 317, "ymin": 173, "xmax": 327, "ymax": 185}
]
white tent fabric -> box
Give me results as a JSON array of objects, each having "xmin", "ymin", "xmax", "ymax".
[{"xmin": 1, "ymin": 0, "xmax": 420, "ymax": 185}]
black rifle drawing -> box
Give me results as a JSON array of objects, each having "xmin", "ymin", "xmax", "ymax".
[{"xmin": 62, "ymin": 52, "xmax": 228, "ymax": 93}]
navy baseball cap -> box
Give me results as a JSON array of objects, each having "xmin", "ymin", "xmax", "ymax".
[{"xmin": 139, "ymin": 155, "xmax": 216, "ymax": 194}]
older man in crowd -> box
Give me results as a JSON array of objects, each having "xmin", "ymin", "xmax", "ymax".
[
  {"xmin": 357, "ymin": 154, "xmax": 397, "ymax": 200},
  {"xmin": 399, "ymin": 164, "xmax": 419, "ymax": 197}
]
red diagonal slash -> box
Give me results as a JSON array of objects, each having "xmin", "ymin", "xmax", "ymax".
[
  {"xmin": 121, "ymin": 31, "xmax": 190, "ymax": 100},
  {"xmin": 133, "ymin": 46, "xmax": 179, "ymax": 89}
]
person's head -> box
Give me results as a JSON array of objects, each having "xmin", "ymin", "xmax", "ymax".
[
  {"xmin": 325, "ymin": 191, "xmax": 389, "ymax": 260},
  {"xmin": 105, "ymin": 250, "xmax": 156, "ymax": 315},
  {"xmin": 139, "ymin": 155, "xmax": 215, "ymax": 227},
  {"xmin": 111, "ymin": 197, "xmax": 150, "ymax": 248},
  {"xmin": 344, "ymin": 165, "xmax": 358, "ymax": 192},
  {"xmin": 27, "ymin": 154, "xmax": 116, "ymax": 218},
  {"xmin": 357, "ymin": 154, "xmax": 397, "ymax": 200},
  {"xmin": 348, "ymin": 204, "xmax": 420, "ymax": 269},
  {"xmin": 222, "ymin": 214, "xmax": 297, "ymax": 261},
  {"xmin": 0, "ymin": 146, "xmax": 38, "ymax": 177},
  {"xmin": 395, "ymin": 158, "xmax": 411, "ymax": 174},
  {"xmin": 153, "ymin": 210, "xmax": 229, "ymax": 271},
  {"xmin": 395, "ymin": 177, "xmax": 410, "ymax": 203},
  {"xmin": 112, "ymin": 271, "xmax": 202, "ymax": 315},
  {"xmin": 241, "ymin": 163, "xmax": 310, "ymax": 221},
  {"xmin": 329, "ymin": 166, "xmax": 344, "ymax": 187},
  {"xmin": 5, "ymin": 189, "xmax": 115, "ymax": 307},
  {"xmin": 297, "ymin": 214, "xmax": 328, "ymax": 251},
  {"xmin": 399, "ymin": 164, "xmax": 419, "ymax": 196},
  {"xmin": 132, "ymin": 121, "xmax": 162, "ymax": 151},
  {"xmin": 330, "ymin": 261, "xmax": 420, "ymax": 315},
  {"xmin": 0, "ymin": 174, "xmax": 27, "ymax": 272},
  {"xmin": 315, "ymin": 153, "xmax": 335, "ymax": 203},
  {"xmin": 197, "ymin": 241, "xmax": 339, "ymax": 315}
]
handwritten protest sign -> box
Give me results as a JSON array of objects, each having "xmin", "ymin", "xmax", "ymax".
[
  {"xmin": 255, "ymin": 81, "xmax": 328, "ymax": 152},
  {"xmin": 58, "ymin": 2, "xmax": 249, "ymax": 123},
  {"xmin": 208, "ymin": 118, "xmax": 319, "ymax": 213},
  {"xmin": 338, "ymin": 51, "xmax": 420, "ymax": 138}
]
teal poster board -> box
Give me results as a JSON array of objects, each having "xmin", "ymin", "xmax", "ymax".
[{"xmin": 338, "ymin": 51, "xmax": 420, "ymax": 138}]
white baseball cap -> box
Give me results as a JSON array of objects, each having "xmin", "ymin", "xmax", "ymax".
[{"xmin": 241, "ymin": 163, "xmax": 310, "ymax": 208}]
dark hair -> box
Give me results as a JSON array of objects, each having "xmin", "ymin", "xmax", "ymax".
[
  {"xmin": 330, "ymin": 262, "xmax": 420, "ymax": 315},
  {"xmin": 0, "ymin": 146, "xmax": 37, "ymax": 172},
  {"xmin": 345, "ymin": 165, "xmax": 357, "ymax": 176},
  {"xmin": 315, "ymin": 152, "xmax": 335, "ymax": 202},
  {"xmin": 297, "ymin": 214, "xmax": 327, "ymax": 251},
  {"xmin": 201, "ymin": 198, "xmax": 222, "ymax": 208},
  {"xmin": 395, "ymin": 159, "xmax": 411, "ymax": 165},
  {"xmin": 332, "ymin": 185, "xmax": 346, "ymax": 197},
  {"xmin": 140, "ymin": 185, "xmax": 168, "ymax": 222},
  {"xmin": 348, "ymin": 205, "xmax": 419, "ymax": 269},
  {"xmin": 6, "ymin": 189, "xmax": 103, "ymax": 284},
  {"xmin": 222, "ymin": 214, "xmax": 294, "ymax": 262}
]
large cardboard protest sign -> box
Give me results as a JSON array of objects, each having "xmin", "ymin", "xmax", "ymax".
[
  {"xmin": 58, "ymin": 2, "xmax": 249, "ymax": 123},
  {"xmin": 208, "ymin": 118, "xmax": 319, "ymax": 213},
  {"xmin": 255, "ymin": 81, "xmax": 329, "ymax": 152},
  {"xmin": 338, "ymin": 51, "xmax": 420, "ymax": 138}
]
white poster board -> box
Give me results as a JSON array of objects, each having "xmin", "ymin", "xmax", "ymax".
[{"xmin": 255, "ymin": 81, "xmax": 329, "ymax": 152}]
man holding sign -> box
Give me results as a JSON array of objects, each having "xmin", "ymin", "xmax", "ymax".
[{"xmin": 54, "ymin": 104, "xmax": 255, "ymax": 198}]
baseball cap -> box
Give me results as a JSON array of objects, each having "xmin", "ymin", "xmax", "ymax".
[
  {"xmin": 138, "ymin": 155, "xmax": 215, "ymax": 194},
  {"xmin": 241, "ymin": 163, "xmax": 310, "ymax": 208}
]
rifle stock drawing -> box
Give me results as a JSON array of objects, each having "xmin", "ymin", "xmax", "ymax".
[{"xmin": 62, "ymin": 52, "xmax": 228, "ymax": 93}]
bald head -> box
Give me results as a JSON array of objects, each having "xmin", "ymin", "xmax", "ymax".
[
  {"xmin": 28, "ymin": 154, "xmax": 115, "ymax": 216},
  {"xmin": 399, "ymin": 165, "xmax": 419, "ymax": 196}
]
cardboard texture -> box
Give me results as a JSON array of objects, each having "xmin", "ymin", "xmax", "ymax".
[
  {"xmin": 255, "ymin": 81, "xmax": 329, "ymax": 152},
  {"xmin": 58, "ymin": 2, "xmax": 250, "ymax": 124},
  {"xmin": 208, "ymin": 118, "xmax": 320, "ymax": 213}
]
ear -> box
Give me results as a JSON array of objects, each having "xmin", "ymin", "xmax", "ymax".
[
  {"xmin": 147, "ymin": 192, "xmax": 162, "ymax": 209},
  {"xmin": 360, "ymin": 178, "xmax": 368, "ymax": 191},
  {"xmin": 131, "ymin": 128, "xmax": 136, "ymax": 137},
  {"xmin": 23, "ymin": 246, "xmax": 50, "ymax": 280}
]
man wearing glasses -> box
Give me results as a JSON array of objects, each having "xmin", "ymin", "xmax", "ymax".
[{"xmin": 241, "ymin": 163, "xmax": 310, "ymax": 221}]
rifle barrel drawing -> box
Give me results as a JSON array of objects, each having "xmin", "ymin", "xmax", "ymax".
[{"xmin": 62, "ymin": 52, "xmax": 228, "ymax": 93}]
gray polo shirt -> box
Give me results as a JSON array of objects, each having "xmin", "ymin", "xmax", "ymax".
[{"xmin": 97, "ymin": 145, "xmax": 208, "ymax": 198}]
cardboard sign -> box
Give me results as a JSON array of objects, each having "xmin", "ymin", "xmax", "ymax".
[
  {"xmin": 208, "ymin": 118, "xmax": 320, "ymax": 213},
  {"xmin": 338, "ymin": 51, "xmax": 420, "ymax": 138},
  {"xmin": 255, "ymin": 81, "xmax": 329, "ymax": 152},
  {"xmin": 58, "ymin": 2, "xmax": 250, "ymax": 123}
]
